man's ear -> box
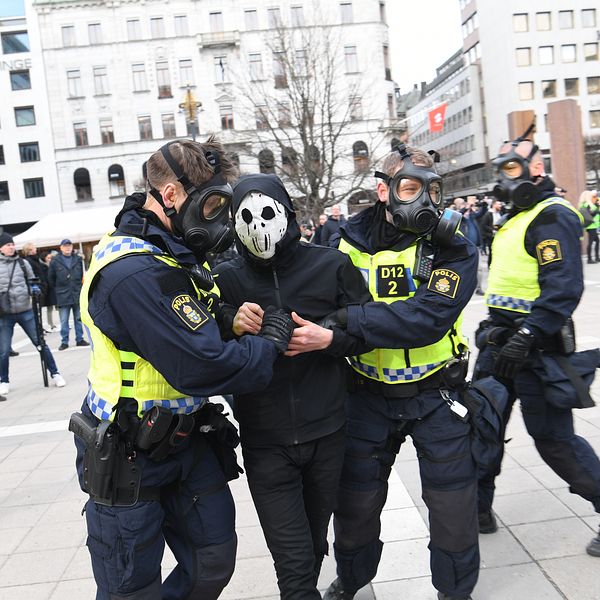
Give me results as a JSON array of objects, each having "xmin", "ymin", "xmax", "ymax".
[
  {"xmin": 161, "ymin": 183, "xmax": 178, "ymax": 208},
  {"xmin": 376, "ymin": 181, "xmax": 389, "ymax": 203}
]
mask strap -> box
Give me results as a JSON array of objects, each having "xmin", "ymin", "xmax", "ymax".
[
  {"xmin": 374, "ymin": 171, "xmax": 391, "ymax": 185},
  {"xmin": 149, "ymin": 187, "xmax": 176, "ymax": 218}
]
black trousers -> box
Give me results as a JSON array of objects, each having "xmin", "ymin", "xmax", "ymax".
[
  {"xmin": 242, "ymin": 429, "xmax": 346, "ymax": 600},
  {"xmin": 587, "ymin": 229, "xmax": 599, "ymax": 261}
]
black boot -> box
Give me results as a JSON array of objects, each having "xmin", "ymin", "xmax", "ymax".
[
  {"xmin": 438, "ymin": 593, "xmax": 473, "ymax": 600},
  {"xmin": 478, "ymin": 509, "xmax": 498, "ymax": 534},
  {"xmin": 587, "ymin": 525, "xmax": 600, "ymax": 557},
  {"xmin": 323, "ymin": 578, "xmax": 355, "ymax": 600}
]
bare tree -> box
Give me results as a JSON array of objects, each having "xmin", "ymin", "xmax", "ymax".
[{"xmin": 232, "ymin": 16, "xmax": 385, "ymax": 222}]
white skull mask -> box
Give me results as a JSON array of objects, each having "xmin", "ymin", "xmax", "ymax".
[{"xmin": 234, "ymin": 192, "xmax": 288, "ymax": 259}]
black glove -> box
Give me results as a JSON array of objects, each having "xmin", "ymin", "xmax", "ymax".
[
  {"xmin": 493, "ymin": 328, "xmax": 536, "ymax": 380},
  {"xmin": 318, "ymin": 307, "xmax": 348, "ymax": 330},
  {"xmin": 258, "ymin": 306, "xmax": 295, "ymax": 353},
  {"xmin": 197, "ymin": 402, "xmax": 239, "ymax": 448},
  {"xmin": 475, "ymin": 322, "xmax": 511, "ymax": 350}
]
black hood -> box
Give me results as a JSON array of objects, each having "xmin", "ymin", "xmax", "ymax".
[{"xmin": 232, "ymin": 174, "xmax": 301, "ymax": 268}]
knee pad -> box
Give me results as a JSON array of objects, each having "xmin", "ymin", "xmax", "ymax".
[{"xmin": 189, "ymin": 534, "xmax": 237, "ymax": 600}]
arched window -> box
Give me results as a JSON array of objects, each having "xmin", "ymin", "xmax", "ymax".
[
  {"xmin": 108, "ymin": 164, "xmax": 126, "ymax": 197},
  {"xmin": 352, "ymin": 141, "xmax": 369, "ymax": 173},
  {"xmin": 281, "ymin": 146, "xmax": 297, "ymax": 175},
  {"xmin": 258, "ymin": 149, "xmax": 275, "ymax": 174},
  {"xmin": 74, "ymin": 168, "xmax": 92, "ymax": 201}
]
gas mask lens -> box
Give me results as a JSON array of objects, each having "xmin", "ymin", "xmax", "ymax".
[
  {"xmin": 202, "ymin": 193, "xmax": 229, "ymax": 219},
  {"xmin": 500, "ymin": 160, "xmax": 523, "ymax": 180},
  {"xmin": 394, "ymin": 177, "xmax": 423, "ymax": 202}
]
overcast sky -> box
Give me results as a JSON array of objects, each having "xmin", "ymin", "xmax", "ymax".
[{"xmin": 387, "ymin": 1, "xmax": 463, "ymax": 94}]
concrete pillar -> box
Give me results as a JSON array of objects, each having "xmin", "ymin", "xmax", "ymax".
[{"xmin": 547, "ymin": 99, "xmax": 586, "ymax": 208}]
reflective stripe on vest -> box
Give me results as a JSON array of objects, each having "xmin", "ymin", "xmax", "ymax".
[
  {"xmin": 338, "ymin": 237, "xmax": 467, "ymax": 384},
  {"xmin": 486, "ymin": 197, "xmax": 583, "ymax": 314},
  {"xmin": 81, "ymin": 233, "xmax": 216, "ymax": 421}
]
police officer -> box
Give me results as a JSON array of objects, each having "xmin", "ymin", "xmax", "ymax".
[
  {"xmin": 318, "ymin": 145, "xmax": 479, "ymax": 600},
  {"xmin": 474, "ymin": 135, "xmax": 600, "ymax": 557},
  {"xmin": 73, "ymin": 138, "xmax": 294, "ymax": 600}
]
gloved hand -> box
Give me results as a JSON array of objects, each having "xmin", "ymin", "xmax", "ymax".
[
  {"xmin": 197, "ymin": 402, "xmax": 240, "ymax": 448},
  {"xmin": 318, "ymin": 307, "xmax": 348, "ymax": 330},
  {"xmin": 493, "ymin": 328, "xmax": 536, "ymax": 380},
  {"xmin": 30, "ymin": 284, "xmax": 42, "ymax": 297},
  {"xmin": 475, "ymin": 324, "xmax": 511, "ymax": 350},
  {"xmin": 258, "ymin": 306, "xmax": 295, "ymax": 353}
]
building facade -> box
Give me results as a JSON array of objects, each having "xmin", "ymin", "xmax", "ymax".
[
  {"xmin": 0, "ymin": 0, "xmax": 61, "ymax": 233},
  {"xmin": 33, "ymin": 0, "xmax": 398, "ymax": 216}
]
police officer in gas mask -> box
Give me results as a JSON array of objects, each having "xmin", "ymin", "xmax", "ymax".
[
  {"xmin": 213, "ymin": 173, "xmax": 371, "ymax": 600},
  {"xmin": 474, "ymin": 131, "xmax": 600, "ymax": 558},
  {"xmin": 73, "ymin": 138, "xmax": 294, "ymax": 600},
  {"xmin": 309, "ymin": 145, "xmax": 480, "ymax": 600}
]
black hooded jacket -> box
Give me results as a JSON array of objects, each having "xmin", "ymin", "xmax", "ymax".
[{"xmin": 214, "ymin": 174, "xmax": 371, "ymax": 446}]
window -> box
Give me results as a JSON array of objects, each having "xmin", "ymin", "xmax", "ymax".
[
  {"xmin": 220, "ymin": 105, "xmax": 234, "ymax": 130},
  {"xmin": 515, "ymin": 47, "xmax": 531, "ymax": 66},
  {"xmin": 150, "ymin": 17, "xmax": 165, "ymax": 38},
  {"xmin": 1, "ymin": 32, "xmax": 29, "ymax": 54},
  {"xmin": 344, "ymin": 45, "xmax": 358, "ymax": 73},
  {"xmin": 214, "ymin": 56, "xmax": 228, "ymax": 83},
  {"xmin": 23, "ymin": 178, "xmax": 44, "ymax": 198},
  {"xmin": 255, "ymin": 106, "xmax": 269, "ymax": 130},
  {"xmin": 209, "ymin": 11, "xmax": 224, "ymax": 32},
  {"xmin": 74, "ymin": 168, "xmax": 92, "ymax": 201},
  {"xmin": 249, "ymin": 53, "xmax": 264, "ymax": 80},
  {"xmin": 127, "ymin": 19, "xmax": 141, "ymax": 41},
  {"xmin": 565, "ymin": 78, "xmax": 579, "ymax": 96},
  {"xmin": 379, "ymin": 2, "xmax": 387, "ymax": 24},
  {"xmin": 88, "ymin": 23, "xmax": 102, "ymax": 44},
  {"xmin": 10, "ymin": 69, "xmax": 30, "ymax": 90},
  {"xmin": 0, "ymin": 146, "xmax": 4, "ymax": 165},
  {"xmin": 588, "ymin": 77, "xmax": 600, "ymax": 95},
  {"xmin": 179, "ymin": 59, "xmax": 194, "ymax": 86},
  {"xmin": 74, "ymin": 122, "xmax": 88, "ymax": 146},
  {"xmin": 590, "ymin": 110, "xmax": 600, "ymax": 128},
  {"xmin": 19, "ymin": 142, "xmax": 39, "ymax": 162},
  {"xmin": 229, "ymin": 152, "xmax": 240, "ymax": 168},
  {"xmin": 538, "ymin": 46, "xmax": 554, "ymax": 65},
  {"xmin": 558, "ymin": 10, "xmax": 573, "ymax": 29},
  {"xmin": 15, "ymin": 106, "xmax": 35, "ymax": 126},
  {"xmin": 258, "ymin": 149, "xmax": 275, "ymax": 174},
  {"xmin": 0, "ymin": 181, "xmax": 9, "ymax": 201},
  {"xmin": 561, "ymin": 44, "xmax": 576, "ymax": 63},
  {"xmin": 93, "ymin": 66, "xmax": 109, "ymax": 95},
  {"xmin": 273, "ymin": 52, "xmax": 287, "ymax": 88},
  {"xmin": 245, "ymin": 9, "xmax": 258, "ymax": 29},
  {"xmin": 156, "ymin": 61, "xmax": 172, "ymax": 97},
  {"xmin": 582, "ymin": 9, "xmax": 596, "ymax": 27},
  {"xmin": 99, "ymin": 118, "xmax": 114, "ymax": 144},
  {"xmin": 340, "ymin": 2, "xmax": 353, "ymax": 24},
  {"xmin": 295, "ymin": 49, "xmax": 307, "ymax": 76},
  {"xmin": 291, "ymin": 5, "xmax": 304, "ymax": 27},
  {"xmin": 278, "ymin": 101, "xmax": 291, "ymax": 127},
  {"xmin": 174, "ymin": 15, "xmax": 188, "ymax": 36},
  {"xmin": 383, "ymin": 45, "xmax": 391, "ymax": 80},
  {"xmin": 387, "ymin": 94, "xmax": 394, "ymax": 119},
  {"xmin": 108, "ymin": 164, "xmax": 125, "ymax": 197},
  {"xmin": 267, "ymin": 7, "xmax": 281, "ymax": 28},
  {"xmin": 535, "ymin": 11, "xmax": 551, "ymax": 30},
  {"xmin": 67, "ymin": 69, "xmax": 82, "ymax": 97},
  {"xmin": 161, "ymin": 113, "xmax": 176, "ymax": 137},
  {"xmin": 584, "ymin": 43, "xmax": 599, "ymax": 61},
  {"xmin": 349, "ymin": 96, "xmax": 362, "ymax": 121},
  {"xmin": 281, "ymin": 147, "xmax": 298, "ymax": 175},
  {"xmin": 518, "ymin": 81, "xmax": 534, "ymax": 100},
  {"xmin": 62, "ymin": 25, "xmax": 76, "ymax": 47},
  {"xmin": 138, "ymin": 115, "xmax": 153, "ymax": 140},
  {"xmin": 542, "ymin": 80, "xmax": 556, "ymax": 98},
  {"xmin": 513, "ymin": 13, "xmax": 528, "ymax": 32},
  {"xmin": 132, "ymin": 63, "xmax": 148, "ymax": 91}
]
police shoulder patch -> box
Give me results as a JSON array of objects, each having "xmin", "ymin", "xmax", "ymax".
[
  {"xmin": 427, "ymin": 268, "xmax": 460, "ymax": 299},
  {"xmin": 171, "ymin": 294, "xmax": 209, "ymax": 331},
  {"xmin": 536, "ymin": 239, "xmax": 562, "ymax": 265}
]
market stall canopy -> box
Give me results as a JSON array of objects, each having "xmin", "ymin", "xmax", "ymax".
[{"xmin": 13, "ymin": 206, "xmax": 119, "ymax": 249}]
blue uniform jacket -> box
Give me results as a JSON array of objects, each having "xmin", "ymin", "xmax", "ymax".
[
  {"xmin": 334, "ymin": 205, "xmax": 478, "ymax": 349},
  {"xmin": 87, "ymin": 208, "xmax": 278, "ymax": 398}
]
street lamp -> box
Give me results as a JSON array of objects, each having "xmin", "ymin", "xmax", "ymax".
[{"xmin": 179, "ymin": 85, "xmax": 202, "ymax": 141}]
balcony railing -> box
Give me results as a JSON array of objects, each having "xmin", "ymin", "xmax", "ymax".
[{"xmin": 198, "ymin": 30, "xmax": 240, "ymax": 48}]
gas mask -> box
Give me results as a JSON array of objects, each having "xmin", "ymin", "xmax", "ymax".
[
  {"xmin": 492, "ymin": 125, "xmax": 542, "ymax": 210},
  {"xmin": 375, "ymin": 144, "xmax": 461, "ymax": 246},
  {"xmin": 234, "ymin": 192, "xmax": 288, "ymax": 260},
  {"xmin": 148, "ymin": 141, "xmax": 234, "ymax": 258}
]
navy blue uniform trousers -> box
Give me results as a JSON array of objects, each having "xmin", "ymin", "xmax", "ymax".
[
  {"xmin": 75, "ymin": 409, "xmax": 236, "ymax": 600},
  {"xmin": 332, "ymin": 387, "xmax": 479, "ymax": 598},
  {"xmin": 476, "ymin": 347, "xmax": 600, "ymax": 514}
]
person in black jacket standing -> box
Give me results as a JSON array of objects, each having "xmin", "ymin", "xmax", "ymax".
[
  {"xmin": 214, "ymin": 173, "xmax": 371, "ymax": 600},
  {"xmin": 48, "ymin": 239, "xmax": 90, "ymax": 350}
]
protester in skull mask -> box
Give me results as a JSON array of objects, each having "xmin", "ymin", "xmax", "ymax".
[
  {"xmin": 213, "ymin": 173, "xmax": 371, "ymax": 600},
  {"xmin": 303, "ymin": 145, "xmax": 480, "ymax": 600},
  {"xmin": 474, "ymin": 136, "xmax": 600, "ymax": 557},
  {"xmin": 73, "ymin": 138, "xmax": 294, "ymax": 600}
]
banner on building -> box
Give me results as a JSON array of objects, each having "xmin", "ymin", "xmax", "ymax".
[{"xmin": 428, "ymin": 103, "xmax": 447, "ymax": 133}]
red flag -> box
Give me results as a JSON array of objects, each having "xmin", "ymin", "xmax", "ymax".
[{"xmin": 428, "ymin": 103, "xmax": 447, "ymax": 133}]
